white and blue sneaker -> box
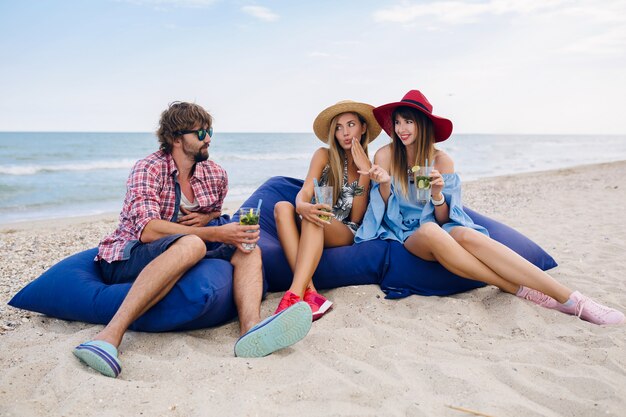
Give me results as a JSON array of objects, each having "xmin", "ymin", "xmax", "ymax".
[{"xmin": 234, "ymin": 301, "xmax": 312, "ymax": 357}]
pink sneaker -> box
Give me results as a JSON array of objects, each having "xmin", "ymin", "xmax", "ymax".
[
  {"xmin": 558, "ymin": 291, "xmax": 625, "ymax": 325},
  {"xmin": 516, "ymin": 286, "xmax": 561, "ymax": 309},
  {"xmin": 274, "ymin": 291, "xmax": 301, "ymax": 315},
  {"xmin": 304, "ymin": 289, "xmax": 333, "ymax": 321}
]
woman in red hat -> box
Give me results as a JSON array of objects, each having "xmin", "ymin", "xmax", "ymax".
[
  {"xmin": 354, "ymin": 90, "xmax": 624, "ymax": 325},
  {"xmin": 273, "ymin": 100, "xmax": 382, "ymax": 320}
]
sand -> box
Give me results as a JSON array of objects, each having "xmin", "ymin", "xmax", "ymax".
[{"xmin": 1, "ymin": 161, "xmax": 625, "ymax": 417}]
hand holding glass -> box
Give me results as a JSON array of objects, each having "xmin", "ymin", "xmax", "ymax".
[
  {"xmin": 239, "ymin": 207, "xmax": 260, "ymax": 250},
  {"xmin": 413, "ymin": 166, "xmax": 433, "ymax": 205},
  {"xmin": 314, "ymin": 186, "xmax": 333, "ymax": 222}
]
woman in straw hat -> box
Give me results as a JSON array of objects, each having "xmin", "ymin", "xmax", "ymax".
[
  {"xmin": 355, "ymin": 89, "xmax": 623, "ymax": 325},
  {"xmin": 273, "ymin": 100, "xmax": 382, "ymax": 320}
]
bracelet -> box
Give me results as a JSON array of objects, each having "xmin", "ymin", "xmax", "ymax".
[{"xmin": 431, "ymin": 194, "xmax": 446, "ymax": 206}]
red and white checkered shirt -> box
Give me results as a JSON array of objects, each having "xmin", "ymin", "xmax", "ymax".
[{"xmin": 97, "ymin": 150, "xmax": 228, "ymax": 262}]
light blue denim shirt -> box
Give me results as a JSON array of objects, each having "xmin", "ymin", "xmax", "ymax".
[{"xmin": 355, "ymin": 173, "xmax": 488, "ymax": 243}]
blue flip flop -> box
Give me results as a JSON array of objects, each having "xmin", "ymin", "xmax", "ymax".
[
  {"xmin": 73, "ymin": 340, "xmax": 122, "ymax": 378},
  {"xmin": 235, "ymin": 301, "xmax": 312, "ymax": 358}
]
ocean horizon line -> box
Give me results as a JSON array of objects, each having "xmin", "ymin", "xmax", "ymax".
[
  {"xmin": 2, "ymin": 159, "xmax": 625, "ymax": 228},
  {"xmin": 2, "ymin": 131, "xmax": 626, "ymax": 226}
]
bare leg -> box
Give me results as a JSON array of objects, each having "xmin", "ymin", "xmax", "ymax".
[
  {"xmin": 274, "ymin": 202, "xmax": 300, "ymax": 272},
  {"xmin": 274, "ymin": 202, "xmax": 333, "ymax": 295},
  {"xmin": 288, "ymin": 219, "xmax": 354, "ymax": 298},
  {"xmin": 404, "ymin": 223, "xmax": 519, "ymax": 294},
  {"xmin": 230, "ymin": 247, "xmax": 264, "ymax": 335},
  {"xmin": 94, "ymin": 235, "xmax": 207, "ymax": 348},
  {"xmin": 449, "ymin": 227, "xmax": 572, "ymax": 302}
]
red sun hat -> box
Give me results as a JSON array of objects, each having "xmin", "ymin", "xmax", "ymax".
[{"xmin": 373, "ymin": 90, "xmax": 453, "ymax": 142}]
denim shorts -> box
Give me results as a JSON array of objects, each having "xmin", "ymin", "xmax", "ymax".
[{"xmin": 99, "ymin": 234, "xmax": 235, "ymax": 285}]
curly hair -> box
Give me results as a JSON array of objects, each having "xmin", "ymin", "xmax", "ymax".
[{"xmin": 156, "ymin": 102, "xmax": 213, "ymax": 153}]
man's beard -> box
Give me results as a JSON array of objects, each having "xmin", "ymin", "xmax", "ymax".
[
  {"xmin": 194, "ymin": 149, "xmax": 209, "ymax": 162},
  {"xmin": 183, "ymin": 141, "xmax": 209, "ymax": 162}
]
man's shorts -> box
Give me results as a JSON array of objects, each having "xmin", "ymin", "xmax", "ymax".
[{"xmin": 99, "ymin": 234, "xmax": 236, "ymax": 285}]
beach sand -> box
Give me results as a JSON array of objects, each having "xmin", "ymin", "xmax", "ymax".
[{"xmin": 1, "ymin": 161, "xmax": 625, "ymax": 417}]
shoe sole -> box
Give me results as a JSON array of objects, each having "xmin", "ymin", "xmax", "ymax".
[
  {"xmin": 73, "ymin": 342, "xmax": 121, "ymax": 378},
  {"xmin": 234, "ymin": 302, "xmax": 312, "ymax": 358}
]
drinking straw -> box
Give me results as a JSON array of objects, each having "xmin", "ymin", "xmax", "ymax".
[
  {"xmin": 313, "ymin": 178, "xmax": 324, "ymax": 203},
  {"xmin": 425, "ymin": 158, "xmax": 429, "ymax": 170},
  {"xmin": 256, "ymin": 199, "xmax": 263, "ymax": 213}
]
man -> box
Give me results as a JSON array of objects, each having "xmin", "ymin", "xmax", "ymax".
[{"xmin": 73, "ymin": 102, "xmax": 312, "ymax": 378}]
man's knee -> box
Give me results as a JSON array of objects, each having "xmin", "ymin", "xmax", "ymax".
[
  {"xmin": 169, "ymin": 235, "xmax": 206, "ymax": 264},
  {"xmin": 231, "ymin": 246, "xmax": 262, "ymax": 269}
]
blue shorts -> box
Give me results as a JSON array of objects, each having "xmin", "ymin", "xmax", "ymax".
[{"xmin": 99, "ymin": 234, "xmax": 236, "ymax": 285}]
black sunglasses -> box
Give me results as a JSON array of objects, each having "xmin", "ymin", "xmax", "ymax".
[{"xmin": 174, "ymin": 127, "xmax": 213, "ymax": 141}]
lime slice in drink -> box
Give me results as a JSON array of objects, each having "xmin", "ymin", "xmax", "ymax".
[{"xmin": 411, "ymin": 165, "xmax": 420, "ymax": 173}]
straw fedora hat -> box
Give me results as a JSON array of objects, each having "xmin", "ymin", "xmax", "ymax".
[
  {"xmin": 373, "ymin": 90, "xmax": 453, "ymax": 142},
  {"xmin": 313, "ymin": 100, "xmax": 382, "ymax": 143}
]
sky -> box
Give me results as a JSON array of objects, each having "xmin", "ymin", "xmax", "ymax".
[{"xmin": 1, "ymin": 0, "xmax": 625, "ymax": 134}]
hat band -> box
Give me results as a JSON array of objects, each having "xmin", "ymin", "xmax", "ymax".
[{"xmin": 401, "ymin": 99, "xmax": 431, "ymax": 113}]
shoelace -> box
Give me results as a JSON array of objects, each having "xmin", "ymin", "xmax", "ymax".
[
  {"xmin": 279, "ymin": 293, "xmax": 300, "ymax": 309},
  {"xmin": 575, "ymin": 296, "xmax": 611, "ymax": 320},
  {"xmin": 574, "ymin": 298, "xmax": 586, "ymax": 319}
]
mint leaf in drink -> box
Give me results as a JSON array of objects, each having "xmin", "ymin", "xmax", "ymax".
[
  {"xmin": 415, "ymin": 176, "xmax": 431, "ymax": 189},
  {"xmin": 239, "ymin": 210, "xmax": 260, "ymax": 225}
]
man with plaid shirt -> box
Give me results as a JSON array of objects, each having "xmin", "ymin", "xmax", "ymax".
[{"xmin": 73, "ymin": 102, "xmax": 312, "ymax": 378}]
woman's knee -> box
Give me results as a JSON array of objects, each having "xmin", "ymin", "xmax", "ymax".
[
  {"xmin": 404, "ymin": 223, "xmax": 442, "ymax": 259},
  {"xmin": 450, "ymin": 227, "xmax": 483, "ymax": 249},
  {"xmin": 416, "ymin": 222, "xmax": 445, "ymax": 240},
  {"xmin": 274, "ymin": 201, "xmax": 295, "ymax": 219}
]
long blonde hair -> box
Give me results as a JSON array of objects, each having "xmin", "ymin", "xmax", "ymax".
[
  {"xmin": 389, "ymin": 107, "xmax": 436, "ymax": 198},
  {"xmin": 325, "ymin": 112, "xmax": 371, "ymax": 204}
]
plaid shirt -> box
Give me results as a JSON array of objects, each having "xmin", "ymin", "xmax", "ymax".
[{"xmin": 97, "ymin": 150, "xmax": 228, "ymax": 262}]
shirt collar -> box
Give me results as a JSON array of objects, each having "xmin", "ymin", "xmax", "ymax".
[
  {"xmin": 162, "ymin": 150, "xmax": 210, "ymax": 182},
  {"xmin": 163, "ymin": 151, "xmax": 179, "ymax": 178}
]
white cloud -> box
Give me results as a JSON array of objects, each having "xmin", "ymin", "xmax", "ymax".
[
  {"xmin": 558, "ymin": 0, "xmax": 626, "ymax": 23},
  {"xmin": 373, "ymin": 1, "xmax": 485, "ymax": 24},
  {"xmin": 241, "ymin": 5, "xmax": 279, "ymax": 22},
  {"xmin": 115, "ymin": 0, "xmax": 219, "ymax": 7},
  {"xmin": 373, "ymin": 0, "xmax": 626, "ymax": 56},
  {"xmin": 373, "ymin": 0, "xmax": 569, "ymax": 24},
  {"xmin": 562, "ymin": 27, "xmax": 626, "ymax": 56},
  {"xmin": 309, "ymin": 52, "xmax": 331, "ymax": 58}
]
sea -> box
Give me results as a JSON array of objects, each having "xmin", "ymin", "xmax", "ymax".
[{"xmin": 1, "ymin": 132, "xmax": 626, "ymax": 225}]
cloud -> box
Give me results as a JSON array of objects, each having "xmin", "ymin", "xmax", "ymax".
[
  {"xmin": 309, "ymin": 52, "xmax": 331, "ymax": 58},
  {"xmin": 372, "ymin": 0, "xmax": 567, "ymax": 24},
  {"xmin": 373, "ymin": 0, "xmax": 626, "ymax": 56},
  {"xmin": 115, "ymin": 0, "xmax": 219, "ymax": 7},
  {"xmin": 562, "ymin": 27, "xmax": 626, "ymax": 56},
  {"xmin": 241, "ymin": 5, "xmax": 279, "ymax": 22}
]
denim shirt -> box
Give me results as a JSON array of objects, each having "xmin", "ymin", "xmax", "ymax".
[{"xmin": 355, "ymin": 173, "xmax": 488, "ymax": 243}]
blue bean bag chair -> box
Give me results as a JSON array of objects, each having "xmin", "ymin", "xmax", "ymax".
[
  {"xmin": 237, "ymin": 176, "xmax": 557, "ymax": 298},
  {"xmin": 9, "ymin": 176, "xmax": 557, "ymax": 331},
  {"xmin": 9, "ymin": 219, "xmax": 239, "ymax": 332}
]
